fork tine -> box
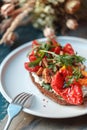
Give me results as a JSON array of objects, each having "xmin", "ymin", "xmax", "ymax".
[
  {"xmin": 12, "ymin": 92, "xmax": 25, "ymax": 103},
  {"xmin": 12, "ymin": 92, "xmax": 32, "ymax": 106},
  {"xmin": 17, "ymin": 93, "xmax": 31, "ymax": 106}
]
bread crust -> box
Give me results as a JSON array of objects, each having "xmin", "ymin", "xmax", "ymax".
[{"xmin": 29, "ymin": 72, "xmax": 70, "ymax": 105}]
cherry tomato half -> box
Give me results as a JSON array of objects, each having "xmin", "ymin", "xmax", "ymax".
[
  {"xmin": 63, "ymin": 43, "xmax": 74, "ymax": 55},
  {"xmin": 54, "ymin": 46, "xmax": 61, "ymax": 54},
  {"xmin": 32, "ymin": 40, "xmax": 39, "ymax": 48},
  {"xmin": 29, "ymin": 51, "xmax": 36, "ymax": 61},
  {"xmin": 24, "ymin": 62, "xmax": 40, "ymax": 72}
]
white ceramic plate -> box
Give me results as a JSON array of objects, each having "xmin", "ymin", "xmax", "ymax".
[{"xmin": 0, "ymin": 36, "xmax": 87, "ymax": 118}]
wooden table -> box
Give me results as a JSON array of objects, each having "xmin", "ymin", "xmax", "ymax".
[
  {"xmin": 1, "ymin": 112, "xmax": 87, "ymax": 130},
  {"xmin": 0, "ymin": 21, "xmax": 87, "ymax": 130}
]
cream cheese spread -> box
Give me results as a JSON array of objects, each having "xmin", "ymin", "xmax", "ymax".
[
  {"xmin": 32, "ymin": 72, "xmax": 44, "ymax": 86},
  {"xmin": 32, "ymin": 72, "xmax": 87, "ymax": 98}
]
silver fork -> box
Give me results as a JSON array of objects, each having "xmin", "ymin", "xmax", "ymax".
[{"xmin": 4, "ymin": 92, "xmax": 33, "ymax": 130}]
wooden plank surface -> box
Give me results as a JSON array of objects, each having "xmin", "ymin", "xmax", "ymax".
[
  {"xmin": 0, "ymin": 112, "xmax": 35, "ymax": 130},
  {"xmin": 1, "ymin": 111, "xmax": 87, "ymax": 130}
]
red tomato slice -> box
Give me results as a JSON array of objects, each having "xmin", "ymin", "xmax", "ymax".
[
  {"xmin": 54, "ymin": 46, "xmax": 61, "ymax": 54},
  {"xmin": 63, "ymin": 43, "xmax": 74, "ymax": 55},
  {"xmin": 29, "ymin": 51, "xmax": 36, "ymax": 61},
  {"xmin": 32, "ymin": 40, "xmax": 39, "ymax": 48},
  {"xmin": 51, "ymin": 46, "xmax": 61, "ymax": 54},
  {"xmin": 24, "ymin": 62, "xmax": 40, "ymax": 72}
]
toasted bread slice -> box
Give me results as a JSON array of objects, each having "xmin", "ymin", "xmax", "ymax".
[{"xmin": 29, "ymin": 72, "xmax": 71, "ymax": 105}]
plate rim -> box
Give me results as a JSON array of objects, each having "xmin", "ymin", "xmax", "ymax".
[{"xmin": 0, "ymin": 36, "xmax": 87, "ymax": 118}]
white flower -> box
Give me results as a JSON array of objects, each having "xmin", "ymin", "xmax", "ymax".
[
  {"xmin": 66, "ymin": 19, "xmax": 78, "ymax": 30},
  {"xmin": 47, "ymin": 0, "xmax": 65, "ymax": 5},
  {"xmin": 43, "ymin": 26, "xmax": 55, "ymax": 39},
  {"xmin": 44, "ymin": 5, "xmax": 54, "ymax": 14}
]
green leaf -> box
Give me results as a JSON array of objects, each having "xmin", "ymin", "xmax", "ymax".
[
  {"xmin": 29, "ymin": 52, "xmax": 45, "ymax": 67},
  {"xmin": 42, "ymin": 82, "xmax": 52, "ymax": 90},
  {"xmin": 64, "ymin": 67, "xmax": 83, "ymax": 88},
  {"xmin": 40, "ymin": 50, "xmax": 86, "ymax": 66},
  {"xmin": 41, "ymin": 42, "xmax": 51, "ymax": 51}
]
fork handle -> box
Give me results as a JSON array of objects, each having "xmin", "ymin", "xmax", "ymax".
[
  {"xmin": 4, "ymin": 117, "xmax": 13, "ymax": 130},
  {"xmin": 4, "ymin": 104, "xmax": 22, "ymax": 130}
]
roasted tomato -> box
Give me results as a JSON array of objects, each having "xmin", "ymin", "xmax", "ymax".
[
  {"xmin": 63, "ymin": 43, "xmax": 74, "ymax": 55},
  {"xmin": 60, "ymin": 82, "xmax": 83, "ymax": 105},
  {"xmin": 51, "ymin": 72, "xmax": 65, "ymax": 89},
  {"xmin": 51, "ymin": 75, "xmax": 83, "ymax": 105},
  {"xmin": 24, "ymin": 62, "xmax": 40, "ymax": 72},
  {"xmin": 59, "ymin": 66, "xmax": 73, "ymax": 78}
]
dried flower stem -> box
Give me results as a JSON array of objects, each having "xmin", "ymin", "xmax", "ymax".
[
  {"xmin": 0, "ymin": 0, "xmax": 35, "ymax": 44},
  {"xmin": 0, "ymin": 0, "xmax": 87, "ymax": 45},
  {"xmin": 0, "ymin": 18, "xmax": 14, "ymax": 33}
]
